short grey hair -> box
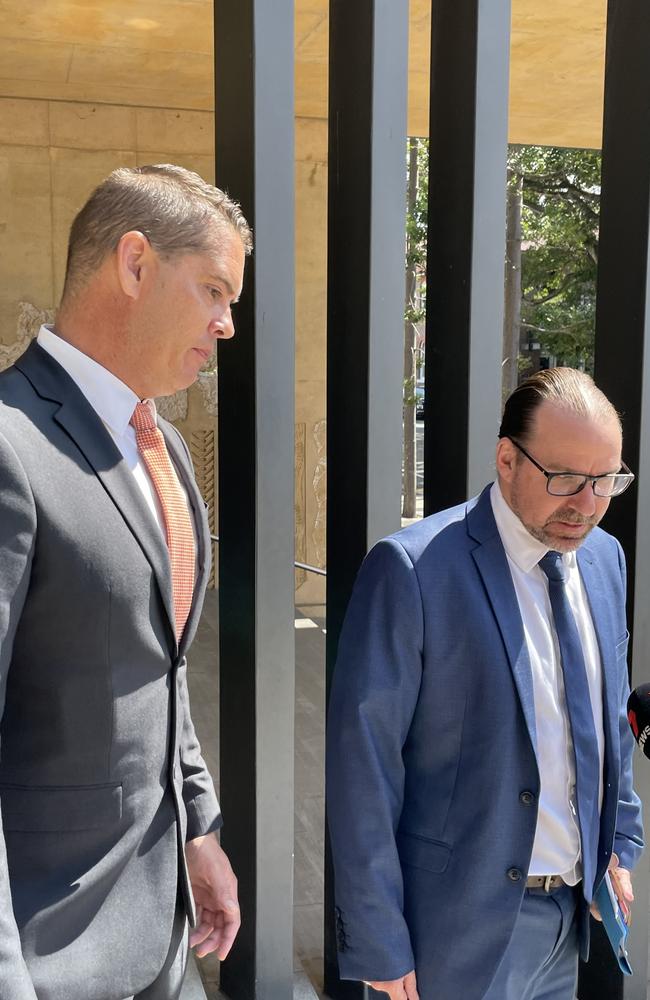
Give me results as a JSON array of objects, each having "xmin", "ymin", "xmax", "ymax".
[{"xmin": 62, "ymin": 164, "xmax": 252, "ymax": 299}]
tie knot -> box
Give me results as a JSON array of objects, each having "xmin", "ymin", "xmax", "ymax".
[
  {"xmin": 539, "ymin": 550, "xmax": 566, "ymax": 583},
  {"xmin": 131, "ymin": 400, "xmax": 156, "ymax": 432}
]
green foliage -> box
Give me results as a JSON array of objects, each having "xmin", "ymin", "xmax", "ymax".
[
  {"xmin": 406, "ymin": 138, "xmax": 429, "ymax": 276},
  {"xmin": 509, "ymin": 145, "xmax": 601, "ymax": 370},
  {"xmin": 403, "ymin": 375, "xmax": 418, "ymax": 407},
  {"xmin": 403, "ymin": 138, "xmax": 429, "ymax": 410}
]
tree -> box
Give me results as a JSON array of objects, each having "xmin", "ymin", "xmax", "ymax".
[
  {"xmin": 504, "ymin": 145, "xmax": 601, "ymax": 380},
  {"xmin": 402, "ymin": 138, "xmax": 428, "ymax": 518},
  {"xmin": 503, "ymin": 168, "xmax": 523, "ymax": 397}
]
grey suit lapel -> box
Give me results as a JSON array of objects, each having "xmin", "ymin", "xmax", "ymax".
[
  {"xmin": 15, "ymin": 341, "xmax": 177, "ymax": 645},
  {"xmin": 468, "ymin": 487, "xmax": 538, "ymax": 755},
  {"xmin": 159, "ymin": 419, "xmax": 210, "ymax": 655}
]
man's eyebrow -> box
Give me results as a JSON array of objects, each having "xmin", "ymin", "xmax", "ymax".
[{"xmin": 206, "ymin": 272, "xmax": 240, "ymax": 301}]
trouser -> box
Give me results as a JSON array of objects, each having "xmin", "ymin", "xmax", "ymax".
[
  {"xmin": 124, "ymin": 901, "xmax": 189, "ymax": 1000},
  {"xmin": 482, "ymin": 883, "xmax": 579, "ymax": 1000}
]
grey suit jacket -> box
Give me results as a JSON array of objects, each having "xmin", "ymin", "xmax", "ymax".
[{"xmin": 0, "ymin": 341, "xmax": 221, "ymax": 1000}]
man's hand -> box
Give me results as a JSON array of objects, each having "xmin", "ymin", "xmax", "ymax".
[
  {"xmin": 590, "ymin": 853, "xmax": 634, "ymax": 923},
  {"xmin": 365, "ymin": 970, "xmax": 419, "ymax": 1000},
  {"xmin": 185, "ymin": 833, "xmax": 240, "ymax": 959}
]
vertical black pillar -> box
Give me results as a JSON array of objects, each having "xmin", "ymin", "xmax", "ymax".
[
  {"xmin": 324, "ymin": 1, "xmax": 409, "ymax": 996},
  {"xmin": 587, "ymin": 2, "xmax": 650, "ymax": 998},
  {"xmin": 424, "ymin": 0, "xmax": 511, "ymax": 514},
  {"xmin": 215, "ymin": 3, "xmax": 295, "ymax": 998}
]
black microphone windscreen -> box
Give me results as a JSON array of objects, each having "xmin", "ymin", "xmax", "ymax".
[{"xmin": 627, "ymin": 684, "xmax": 650, "ymax": 759}]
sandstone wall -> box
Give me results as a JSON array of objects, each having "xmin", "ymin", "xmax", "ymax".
[{"xmin": 0, "ymin": 97, "xmax": 327, "ymax": 601}]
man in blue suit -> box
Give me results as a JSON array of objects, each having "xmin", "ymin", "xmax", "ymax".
[{"xmin": 326, "ymin": 368, "xmax": 644, "ymax": 1000}]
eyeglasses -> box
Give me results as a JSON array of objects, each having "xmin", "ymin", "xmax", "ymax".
[{"xmin": 507, "ymin": 438, "xmax": 635, "ymax": 498}]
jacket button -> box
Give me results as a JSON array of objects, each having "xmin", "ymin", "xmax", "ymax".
[
  {"xmin": 507, "ymin": 867, "xmax": 522, "ymax": 882},
  {"xmin": 520, "ymin": 791, "xmax": 535, "ymax": 805}
]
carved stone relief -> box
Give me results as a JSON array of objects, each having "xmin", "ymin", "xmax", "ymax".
[
  {"xmin": 190, "ymin": 429, "xmax": 217, "ymax": 589},
  {"xmin": 312, "ymin": 418, "xmax": 327, "ymax": 569},
  {"xmin": 156, "ymin": 391, "xmax": 189, "ymax": 423},
  {"xmin": 156, "ymin": 371, "xmax": 216, "ymax": 423},
  {"xmin": 0, "ymin": 301, "xmax": 55, "ymax": 372},
  {"xmin": 196, "ymin": 371, "xmax": 218, "ymax": 416},
  {"xmin": 295, "ymin": 423, "xmax": 307, "ymax": 589}
]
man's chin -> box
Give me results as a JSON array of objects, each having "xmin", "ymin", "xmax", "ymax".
[
  {"xmin": 161, "ymin": 369, "xmax": 201, "ymax": 397},
  {"xmin": 540, "ymin": 524, "xmax": 593, "ymax": 552}
]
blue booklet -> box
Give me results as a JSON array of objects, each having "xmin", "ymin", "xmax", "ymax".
[{"xmin": 593, "ymin": 872, "xmax": 632, "ymax": 975}]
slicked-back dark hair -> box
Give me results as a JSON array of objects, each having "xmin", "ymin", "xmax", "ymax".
[{"xmin": 499, "ymin": 367, "xmax": 621, "ymax": 444}]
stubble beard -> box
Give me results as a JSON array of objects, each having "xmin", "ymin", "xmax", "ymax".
[{"xmin": 510, "ymin": 488, "xmax": 599, "ymax": 553}]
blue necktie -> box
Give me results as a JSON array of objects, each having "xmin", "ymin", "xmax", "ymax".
[{"xmin": 538, "ymin": 550, "xmax": 600, "ymax": 900}]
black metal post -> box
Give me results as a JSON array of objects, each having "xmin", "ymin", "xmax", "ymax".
[
  {"xmin": 587, "ymin": 2, "xmax": 650, "ymax": 998},
  {"xmin": 593, "ymin": 0, "xmax": 650, "ymax": 617},
  {"xmin": 424, "ymin": 0, "xmax": 511, "ymax": 514},
  {"xmin": 324, "ymin": 1, "xmax": 409, "ymax": 996},
  {"xmin": 214, "ymin": 3, "xmax": 295, "ymax": 998}
]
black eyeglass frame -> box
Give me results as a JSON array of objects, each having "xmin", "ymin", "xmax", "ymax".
[{"xmin": 506, "ymin": 437, "xmax": 635, "ymax": 498}]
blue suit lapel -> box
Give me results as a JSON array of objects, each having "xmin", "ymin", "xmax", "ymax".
[
  {"xmin": 468, "ymin": 488, "xmax": 538, "ymax": 755},
  {"xmin": 577, "ymin": 543, "xmax": 620, "ymax": 797}
]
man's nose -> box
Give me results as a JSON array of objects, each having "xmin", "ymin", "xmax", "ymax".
[
  {"xmin": 571, "ymin": 481, "xmax": 598, "ymax": 514},
  {"xmin": 211, "ymin": 309, "xmax": 235, "ymax": 340}
]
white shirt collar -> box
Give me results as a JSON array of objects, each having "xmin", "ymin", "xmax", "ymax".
[
  {"xmin": 490, "ymin": 480, "xmax": 576, "ymax": 575},
  {"xmin": 36, "ymin": 325, "xmax": 154, "ymax": 435}
]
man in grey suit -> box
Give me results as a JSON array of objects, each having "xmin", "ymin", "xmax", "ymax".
[{"xmin": 0, "ymin": 164, "xmax": 250, "ymax": 999}]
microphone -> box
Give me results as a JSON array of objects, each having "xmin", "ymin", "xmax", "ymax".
[{"xmin": 627, "ymin": 684, "xmax": 650, "ymax": 758}]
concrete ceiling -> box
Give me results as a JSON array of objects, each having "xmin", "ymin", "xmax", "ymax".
[{"xmin": 0, "ymin": 0, "xmax": 606, "ymax": 148}]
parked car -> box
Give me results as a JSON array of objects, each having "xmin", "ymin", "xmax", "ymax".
[{"xmin": 415, "ymin": 382, "xmax": 425, "ymax": 419}]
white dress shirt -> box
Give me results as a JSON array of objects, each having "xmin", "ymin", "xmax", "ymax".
[
  {"xmin": 490, "ymin": 481, "xmax": 605, "ymax": 884},
  {"xmin": 37, "ymin": 324, "xmax": 176, "ymax": 541}
]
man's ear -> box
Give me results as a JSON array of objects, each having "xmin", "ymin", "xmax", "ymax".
[
  {"xmin": 496, "ymin": 437, "xmax": 518, "ymax": 484},
  {"xmin": 115, "ymin": 231, "xmax": 152, "ymax": 300}
]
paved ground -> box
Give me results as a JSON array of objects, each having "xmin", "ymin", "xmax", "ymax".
[{"xmin": 186, "ymin": 589, "xmax": 326, "ymax": 999}]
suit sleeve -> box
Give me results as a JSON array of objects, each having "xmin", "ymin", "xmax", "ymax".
[
  {"xmin": 0, "ymin": 428, "xmax": 39, "ymax": 999},
  {"xmin": 326, "ymin": 538, "xmax": 423, "ymax": 983},
  {"xmin": 613, "ymin": 540, "xmax": 644, "ymax": 871}
]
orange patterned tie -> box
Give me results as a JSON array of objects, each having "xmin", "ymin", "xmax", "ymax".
[{"xmin": 130, "ymin": 400, "xmax": 195, "ymax": 640}]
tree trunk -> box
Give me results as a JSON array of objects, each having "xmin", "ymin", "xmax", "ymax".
[
  {"xmin": 402, "ymin": 138, "xmax": 419, "ymax": 518},
  {"xmin": 502, "ymin": 168, "xmax": 523, "ymax": 399}
]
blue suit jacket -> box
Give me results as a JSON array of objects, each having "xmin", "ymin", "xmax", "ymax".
[{"xmin": 326, "ymin": 486, "xmax": 643, "ymax": 1000}]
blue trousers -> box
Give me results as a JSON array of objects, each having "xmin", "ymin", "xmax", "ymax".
[{"xmin": 483, "ymin": 885, "xmax": 579, "ymax": 1000}]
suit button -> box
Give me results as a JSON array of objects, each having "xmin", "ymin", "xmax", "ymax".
[
  {"xmin": 520, "ymin": 791, "xmax": 535, "ymax": 805},
  {"xmin": 507, "ymin": 867, "xmax": 522, "ymax": 882}
]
